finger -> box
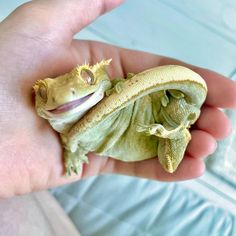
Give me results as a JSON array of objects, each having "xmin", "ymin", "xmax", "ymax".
[
  {"xmin": 106, "ymin": 156, "xmax": 205, "ymax": 182},
  {"xmin": 193, "ymin": 69, "xmax": 236, "ymax": 109},
  {"xmin": 81, "ymin": 153, "xmax": 205, "ymax": 181},
  {"xmin": 118, "ymin": 48, "xmax": 236, "ymax": 109},
  {"xmin": 2, "ymin": 0, "xmax": 124, "ymax": 39},
  {"xmin": 186, "ymin": 130, "xmax": 217, "ymax": 158},
  {"xmin": 32, "ymin": 0, "xmax": 125, "ymax": 36},
  {"xmin": 71, "ymin": 41, "xmax": 236, "ymax": 109},
  {"xmin": 195, "ymin": 106, "xmax": 232, "ymax": 139},
  {"xmin": 133, "ymin": 54, "xmax": 236, "ymax": 109},
  {"xmin": 77, "ymin": 130, "xmax": 213, "ymax": 180}
]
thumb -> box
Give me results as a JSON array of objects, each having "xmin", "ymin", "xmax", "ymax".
[{"xmin": 2, "ymin": 0, "xmax": 124, "ymax": 39}]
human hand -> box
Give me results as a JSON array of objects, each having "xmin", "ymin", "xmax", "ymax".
[{"xmin": 0, "ymin": 0, "xmax": 235, "ymax": 198}]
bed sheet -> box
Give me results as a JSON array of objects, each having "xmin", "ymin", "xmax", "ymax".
[{"xmin": 51, "ymin": 175, "xmax": 236, "ymax": 236}]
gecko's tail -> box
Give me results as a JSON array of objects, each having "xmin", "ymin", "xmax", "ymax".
[{"xmin": 69, "ymin": 65, "xmax": 207, "ymax": 139}]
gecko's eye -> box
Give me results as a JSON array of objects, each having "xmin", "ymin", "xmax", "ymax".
[
  {"xmin": 38, "ymin": 85, "xmax": 47, "ymax": 102},
  {"xmin": 80, "ymin": 69, "xmax": 95, "ymax": 85}
]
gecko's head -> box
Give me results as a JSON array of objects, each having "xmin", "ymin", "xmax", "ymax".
[{"xmin": 33, "ymin": 59, "xmax": 112, "ymax": 121}]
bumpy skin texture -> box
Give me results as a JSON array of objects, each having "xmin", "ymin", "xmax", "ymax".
[{"xmin": 33, "ymin": 60, "xmax": 207, "ymax": 175}]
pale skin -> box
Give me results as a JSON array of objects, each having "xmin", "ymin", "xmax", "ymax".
[{"xmin": 0, "ymin": 0, "xmax": 236, "ymax": 198}]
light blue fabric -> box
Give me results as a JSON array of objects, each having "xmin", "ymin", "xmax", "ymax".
[
  {"xmin": 205, "ymin": 71, "xmax": 236, "ymax": 186},
  {"xmin": 77, "ymin": 0, "xmax": 236, "ymax": 76},
  {"xmin": 51, "ymin": 175, "xmax": 236, "ymax": 236}
]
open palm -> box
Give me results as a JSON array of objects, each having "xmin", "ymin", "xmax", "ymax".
[{"xmin": 0, "ymin": 0, "xmax": 235, "ymax": 198}]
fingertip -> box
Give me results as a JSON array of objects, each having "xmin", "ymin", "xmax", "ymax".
[
  {"xmin": 187, "ymin": 130, "xmax": 217, "ymax": 158},
  {"xmin": 196, "ymin": 69, "xmax": 236, "ymax": 108},
  {"xmin": 172, "ymin": 157, "xmax": 205, "ymax": 181},
  {"xmin": 8, "ymin": 0, "xmax": 126, "ymax": 39},
  {"xmin": 196, "ymin": 106, "xmax": 233, "ymax": 140},
  {"xmin": 189, "ymin": 158, "xmax": 206, "ymax": 178},
  {"xmin": 227, "ymin": 81, "xmax": 236, "ymax": 108}
]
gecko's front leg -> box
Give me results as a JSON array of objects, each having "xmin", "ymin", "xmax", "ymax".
[
  {"xmin": 136, "ymin": 122, "xmax": 187, "ymax": 139},
  {"xmin": 64, "ymin": 148, "xmax": 88, "ymax": 176},
  {"xmin": 61, "ymin": 134, "xmax": 88, "ymax": 176}
]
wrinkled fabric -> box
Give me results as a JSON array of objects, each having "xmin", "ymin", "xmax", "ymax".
[
  {"xmin": 0, "ymin": 191, "xmax": 80, "ymax": 236},
  {"xmin": 52, "ymin": 175, "xmax": 236, "ymax": 236}
]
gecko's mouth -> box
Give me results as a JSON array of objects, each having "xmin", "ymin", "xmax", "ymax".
[{"xmin": 48, "ymin": 93, "xmax": 94, "ymax": 114}]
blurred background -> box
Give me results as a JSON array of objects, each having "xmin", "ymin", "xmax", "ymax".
[{"xmin": 1, "ymin": 1, "xmax": 236, "ymax": 235}]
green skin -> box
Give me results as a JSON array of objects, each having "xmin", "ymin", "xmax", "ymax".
[{"xmin": 33, "ymin": 60, "xmax": 207, "ymax": 176}]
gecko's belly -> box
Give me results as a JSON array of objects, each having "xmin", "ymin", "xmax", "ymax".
[{"xmin": 77, "ymin": 96, "xmax": 159, "ymax": 162}]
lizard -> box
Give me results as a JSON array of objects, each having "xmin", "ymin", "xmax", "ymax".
[{"xmin": 33, "ymin": 59, "xmax": 207, "ymax": 176}]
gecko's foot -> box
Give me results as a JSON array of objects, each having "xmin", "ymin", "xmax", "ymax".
[
  {"xmin": 64, "ymin": 150, "xmax": 88, "ymax": 176},
  {"xmin": 136, "ymin": 123, "xmax": 186, "ymax": 139},
  {"xmin": 137, "ymin": 123, "xmax": 173, "ymax": 138},
  {"xmin": 136, "ymin": 123, "xmax": 165, "ymax": 136},
  {"xmin": 65, "ymin": 158, "xmax": 82, "ymax": 176},
  {"xmin": 105, "ymin": 78, "xmax": 125, "ymax": 96}
]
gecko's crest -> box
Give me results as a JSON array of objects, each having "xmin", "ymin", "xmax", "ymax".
[
  {"xmin": 70, "ymin": 59, "xmax": 112, "ymax": 78},
  {"xmin": 92, "ymin": 59, "xmax": 112, "ymax": 72}
]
